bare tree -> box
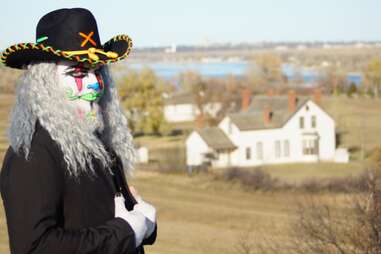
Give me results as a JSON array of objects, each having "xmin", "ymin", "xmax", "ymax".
[
  {"xmin": 255, "ymin": 53, "xmax": 283, "ymax": 85},
  {"xmin": 289, "ymin": 169, "xmax": 381, "ymax": 254},
  {"xmin": 233, "ymin": 166, "xmax": 381, "ymax": 254}
]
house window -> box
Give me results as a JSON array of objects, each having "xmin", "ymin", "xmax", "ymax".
[
  {"xmin": 256, "ymin": 142, "xmax": 263, "ymax": 159},
  {"xmin": 228, "ymin": 121, "xmax": 233, "ymax": 134},
  {"xmin": 275, "ymin": 140, "xmax": 281, "ymax": 158},
  {"xmin": 311, "ymin": 115, "xmax": 317, "ymax": 128},
  {"xmin": 245, "ymin": 147, "xmax": 251, "ymax": 160},
  {"xmin": 302, "ymin": 139, "xmax": 319, "ymax": 155},
  {"xmin": 299, "ymin": 117, "xmax": 304, "ymax": 129},
  {"xmin": 284, "ymin": 140, "xmax": 290, "ymax": 157},
  {"xmin": 215, "ymin": 149, "xmax": 221, "ymax": 160}
]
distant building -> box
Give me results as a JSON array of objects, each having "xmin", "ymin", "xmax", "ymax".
[
  {"xmin": 165, "ymin": 43, "xmax": 177, "ymax": 53},
  {"xmin": 136, "ymin": 146, "xmax": 149, "ymax": 164},
  {"xmin": 163, "ymin": 92, "xmax": 222, "ymax": 122},
  {"xmin": 275, "ymin": 45, "xmax": 288, "ymax": 51},
  {"xmin": 186, "ymin": 91, "xmax": 349, "ymax": 168}
]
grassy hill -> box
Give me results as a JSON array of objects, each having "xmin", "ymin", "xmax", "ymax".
[
  {"xmin": 322, "ymin": 96, "xmax": 381, "ymax": 160},
  {"xmin": 0, "ymin": 95, "xmax": 379, "ymax": 253}
]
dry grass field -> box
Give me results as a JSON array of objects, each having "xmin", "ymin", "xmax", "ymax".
[
  {"xmin": 0, "ymin": 94, "xmax": 379, "ymax": 253},
  {"xmin": 130, "ymin": 171, "xmax": 353, "ymax": 254}
]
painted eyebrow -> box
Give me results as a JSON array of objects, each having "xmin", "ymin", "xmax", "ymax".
[{"xmin": 65, "ymin": 64, "xmax": 90, "ymax": 71}]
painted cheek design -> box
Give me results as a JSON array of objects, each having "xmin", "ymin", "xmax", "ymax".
[
  {"xmin": 74, "ymin": 67, "xmax": 83, "ymax": 92},
  {"xmin": 87, "ymin": 82, "xmax": 101, "ymax": 91}
]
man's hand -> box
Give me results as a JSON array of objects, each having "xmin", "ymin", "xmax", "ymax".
[
  {"xmin": 130, "ymin": 186, "xmax": 157, "ymax": 238},
  {"xmin": 114, "ymin": 195, "xmax": 147, "ymax": 247}
]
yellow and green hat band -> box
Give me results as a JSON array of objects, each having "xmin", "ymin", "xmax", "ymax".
[{"xmin": 0, "ymin": 34, "xmax": 133, "ymax": 69}]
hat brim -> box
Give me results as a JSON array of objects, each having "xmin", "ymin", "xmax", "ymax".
[{"xmin": 0, "ymin": 34, "xmax": 132, "ymax": 69}]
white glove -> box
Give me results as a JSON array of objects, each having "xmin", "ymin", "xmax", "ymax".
[
  {"xmin": 114, "ymin": 195, "xmax": 147, "ymax": 247},
  {"xmin": 133, "ymin": 196, "xmax": 157, "ymax": 238}
]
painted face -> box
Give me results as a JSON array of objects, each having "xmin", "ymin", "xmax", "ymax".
[{"xmin": 56, "ymin": 61, "xmax": 105, "ymax": 120}]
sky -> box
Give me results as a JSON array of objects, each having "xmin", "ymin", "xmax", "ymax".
[{"xmin": 0, "ymin": 0, "xmax": 380, "ymax": 49}]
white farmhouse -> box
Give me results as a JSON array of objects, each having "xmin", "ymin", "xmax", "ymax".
[
  {"xmin": 186, "ymin": 92, "xmax": 348, "ymax": 168},
  {"xmin": 164, "ymin": 92, "xmax": 222, "ymax": 122}
]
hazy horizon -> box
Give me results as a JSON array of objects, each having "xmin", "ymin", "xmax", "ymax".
[
  {"xmin": 134, "ymin": 39, "xmax": 381, "ymax": 49},
  {"xmin": 1, "ymin": 0, "xmax": 380, "ymax": 49}
]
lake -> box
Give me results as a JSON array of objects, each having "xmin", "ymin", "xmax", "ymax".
[
  {"xmin": 125, "ymin": 61, "xmax": 323, "ymax": 84},
  {"xmin": 126, "ymin": 61, "xmax": 248, "ymax": 79}
]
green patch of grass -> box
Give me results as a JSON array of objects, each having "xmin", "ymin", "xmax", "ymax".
[
  {"xmin": 135, "ymin": 135, "xmax": 185, "ymax": 150},
  {"xmin": 322, "ymin": 97, "xmax": 381, "ymax": 159},
  {"xmin": 261, "ymin": 162, "xmax": 365, "ymax": 183},
  {"xmin": 167, "ymin": 121, "xmax": 195, "ymax": 132}
]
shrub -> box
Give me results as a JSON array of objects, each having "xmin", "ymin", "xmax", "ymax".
[
  {"xmin": 222, "ymin": 167, "xmax": 369, "ymax": 193},
  {"xmin": 346, "ymin": 82, "xmax": 358, "ymax": 97},
  {"xmin": 223, "ymin": 167, "xmax": 279, "ymax": 191},
  {"xmin": 299, "ymin": 173, "xmax": 369, "ymax": 193},
  {"xmin": 157, "ymin": 147, "xmax": 186, "ymax": 173}
]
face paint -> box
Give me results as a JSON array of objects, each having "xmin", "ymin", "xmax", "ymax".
[
  {"xmin": 74, "ymin": 65, "xmax": 84, "ymax": 91},
  {"xmin": 67, "ymin": 90, "xmax": 102, "ymax": 101},
  {"xmin": 96, "ymin": 73, "xmax": 104, "ymax": 90},
  {"xmin": 56, "ymin": 61, "xmax": 105, "ymax": 121},
  {"xmin": 87, "ymin": 82, "xmax": 102, "ymax": 92}
]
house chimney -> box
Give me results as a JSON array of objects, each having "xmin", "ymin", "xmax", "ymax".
[
  {"xmin": 263, "ymin": 105, "xmax": 272, "ymax": 124},
  {"xmin": 313, "ymin": 88, "xmax": 322, "ymax": 104},
  {"xmin": 241, "ymin": 87, "xmax": 251, "ymax": 112},
  {"xmin": 288, "ymin": 90, "xmax": 297, "ymax": 112},
  {"xmin": 195, "ymin": 114, "xmax": 205, "ymax": 129},
  {"xmin": 267, "ymin": 88, "xmax": 274, "ymax": 97}
]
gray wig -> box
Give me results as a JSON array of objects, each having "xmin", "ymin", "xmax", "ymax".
[{"xmin": 8, "ymin": 62, "xmax": 136, "ymax": 177}]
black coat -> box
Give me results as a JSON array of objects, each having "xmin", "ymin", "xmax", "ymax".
[{"xmin": 0, "ymin": 122, "xmax": 156, "ymax": 254}]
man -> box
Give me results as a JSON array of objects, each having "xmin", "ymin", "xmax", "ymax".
[{"xmin": 0, "ymin": 8, "xmax": 157, "ymax": 254}]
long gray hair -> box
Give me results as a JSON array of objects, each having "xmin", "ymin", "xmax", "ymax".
[{"xmin": 8, "ymin": 62, "xmax": 136, "ymax": 177}]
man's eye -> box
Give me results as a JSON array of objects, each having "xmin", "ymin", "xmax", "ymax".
[
  {"xmin": 74, "ymin": 72, "xmax": 87, "ymax": 78},
  {"xmin": 69, "ymin": 71, "xmax": 88, "ymax": 78},
  {"xmin": 65, "ymin": 67, "xmax": 89, "ymax": 78}
]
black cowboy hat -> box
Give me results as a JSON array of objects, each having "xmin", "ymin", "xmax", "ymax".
[{"xmin": 0, "ymin": 8, "xmax": 133, "ymax": 69}]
